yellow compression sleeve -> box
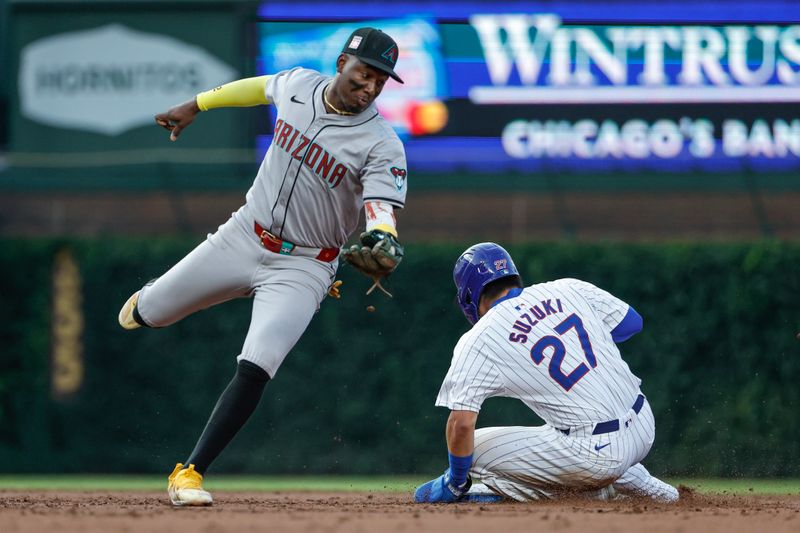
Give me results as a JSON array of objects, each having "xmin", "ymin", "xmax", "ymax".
[{"xmin": 196, "ymin": 76, "xmax": 271, "ymax": 111}]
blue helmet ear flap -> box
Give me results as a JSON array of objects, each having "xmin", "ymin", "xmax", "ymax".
[{"xmin": 453, "ymin": 253, "xmax": 479, "ymax": 324}]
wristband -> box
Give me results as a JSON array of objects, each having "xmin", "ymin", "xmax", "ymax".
[
  {"xmin": 371, "ymin": 223, "xmax": 398, "ymax": 238},
  {"xmin": 364, "ymin": 201, "xmax": 397, "ymax": 237},
  {"xmin": 447, "ymin": 452, "xmax": 472, "ymax": 487}
]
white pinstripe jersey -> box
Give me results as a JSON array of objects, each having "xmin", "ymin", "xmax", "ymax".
[
  {"xmin": 436, "ymin": 278, "xmax": 642, "ymax": 428},
  {"xmin": 245, "ymin": 67, "xmax": 408, "ymax": 249}
]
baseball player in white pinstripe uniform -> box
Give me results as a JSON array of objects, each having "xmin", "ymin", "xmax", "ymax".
[
  {"xmin": 414, "ymin": 243, "xmax": 679, "ymax": 504},
  {"xmin": 116, "ymin": 28, "xmax": 407, "ymax": 506}
]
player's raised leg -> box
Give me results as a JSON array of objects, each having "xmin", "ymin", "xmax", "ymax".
[{"xmin": 118, "ymin": 216, "xmax": 256, "ymax": 329}]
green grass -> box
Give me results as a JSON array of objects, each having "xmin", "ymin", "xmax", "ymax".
[
  {"xmin": 0, "ymin": 475, "xmax": 424, "ymax": 492},
  {"xmin": 0, "ymin": 476, "xmax": 798, "ymax": 495}
]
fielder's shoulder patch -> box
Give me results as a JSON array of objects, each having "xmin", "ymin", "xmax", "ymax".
[{"xmin": 390, "ymin": 166, "xmax": 407, "ymax": 190}]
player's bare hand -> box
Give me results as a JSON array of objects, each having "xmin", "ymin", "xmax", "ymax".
[
  {"xmin": 328, "ymin": 280, "xmax": 343, "ymax": 299},
  {"xmin": 155, "ymin": 99, "xmax": 201, "ymax": 141}
]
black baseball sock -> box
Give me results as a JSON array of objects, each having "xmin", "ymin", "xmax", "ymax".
[{"xmin": 184, "ymin": 360, "xmax": 270, "ymax": 475}]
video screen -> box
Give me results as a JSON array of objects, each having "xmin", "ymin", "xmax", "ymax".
[{"xmin": 257, "ymin": 1, "xmax": 800, "ymax": 174}]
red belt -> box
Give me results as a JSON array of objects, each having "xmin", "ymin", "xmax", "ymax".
[{"xmin": 254, "ymin": 222, "xmax": 339, "ymax": 262}]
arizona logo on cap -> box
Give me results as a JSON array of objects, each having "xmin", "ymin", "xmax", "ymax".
[
  {"xmin": 340, "ymin": 27, "xmax": 405, "ymax": 84},
  {"xmin": 381, "ymin": 45, "xmax": 398, "ymax": 65}
]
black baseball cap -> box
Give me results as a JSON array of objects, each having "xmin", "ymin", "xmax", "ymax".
[{"xmin": 341, "ymin": 27, "xmax": 404, "ymax": 84}]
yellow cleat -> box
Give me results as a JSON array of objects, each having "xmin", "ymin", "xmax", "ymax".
[
  {"xmin": 118, "ymin": 291, "xmax": 141, "ymax": 330},
  {"xmin": 168, "ymin": 463, "xmax": 213, "ymax": 507}
]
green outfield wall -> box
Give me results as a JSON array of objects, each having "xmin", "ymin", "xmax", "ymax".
[{"xmin": 0, "ymin": 239, "xmax": 798, "ymax": 477}]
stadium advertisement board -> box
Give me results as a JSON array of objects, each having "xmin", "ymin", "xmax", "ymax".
[
  {"xmin": 257, "ymin": 1, "xmax": 800, "ymax": 174},
  {"xmin": 8, "ymin": 3, "xmax": 248, "ymax": 157},
  {"xmin": 19, "ymin": 24, "xmax": 237, "ymax": 136}
]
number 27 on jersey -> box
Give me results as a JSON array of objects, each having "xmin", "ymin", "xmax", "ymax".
[{"xmin": 510, "ymin": 310, "xmax": 597, "ymax": 392}]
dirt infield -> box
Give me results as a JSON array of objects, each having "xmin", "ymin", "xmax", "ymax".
[{"xmin": 2, "ymin": 489, "xmax": 798, "ymax": 533}]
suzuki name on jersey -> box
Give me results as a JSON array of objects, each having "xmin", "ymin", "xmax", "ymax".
[
  {"xmin": 508, "ymin": 298, "xmax": 564, "ymax": 344},
  {"xmin": 274, "ymin": 119, "xmax": 348, "ymax": 188}
]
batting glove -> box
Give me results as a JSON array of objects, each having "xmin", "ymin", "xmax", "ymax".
[{"xmin": 413, "ymin": 470, "xmax": 472, "ymax": 503}]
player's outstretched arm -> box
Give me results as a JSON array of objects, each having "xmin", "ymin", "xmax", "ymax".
[
  {"xmin": 154, "ymin": 76, "xmax": 271, "ymax": 141},
  {"xmin": 414, "ymin": 410, "xmax": 478, "ymax": 503}
]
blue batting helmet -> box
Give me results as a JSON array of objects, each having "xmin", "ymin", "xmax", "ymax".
[{"xmin": 453, "ymin": 242, "xmax": 519, "ymax": 325}]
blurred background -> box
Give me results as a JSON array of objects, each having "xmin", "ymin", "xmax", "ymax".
[{"xmin": 0, "ymin": 0, "xmax": 798, "ymax": 478}]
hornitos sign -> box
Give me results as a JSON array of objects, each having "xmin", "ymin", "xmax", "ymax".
[
  {"xmin": 19, "ymin": 24, "xmax": 238, "ymax": 135},
  {"xmin": 469, "ymin": 14, "xmax": 800, "ymax": 104}
]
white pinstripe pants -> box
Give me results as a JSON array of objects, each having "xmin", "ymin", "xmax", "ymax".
[{"xmin": 471, "ymin": 398, "xmax": 678, "ymax": 501}]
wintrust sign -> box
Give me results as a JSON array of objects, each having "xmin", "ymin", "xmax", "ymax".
[
  {"xmin": 18, "ymin": 24, "xmax": 238, "ymax": 135},
  {"xmin": 469, "ymin": 14, "xmax": 800, "ymax": 104}
]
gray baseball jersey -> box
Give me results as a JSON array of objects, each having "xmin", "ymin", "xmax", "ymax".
[
  {"xmin": 248, "ymin": 67, "xmax": 408, "ymax": 249},
  {"xmin": 135, "ymin": 67, "xmax": 408, "ymax": 377},
  {"xmin": 435, "ymin": 279, "xmax": 678, "ymax": 502}
]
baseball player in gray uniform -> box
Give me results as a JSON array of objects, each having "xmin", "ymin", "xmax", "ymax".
[
  {"xmin": 117, "ymin": 28, "xmax": 407, "ymax": 506},
  {"xmin": 414, "ymin": 243, "xmax": 679, "ymax": 504}
]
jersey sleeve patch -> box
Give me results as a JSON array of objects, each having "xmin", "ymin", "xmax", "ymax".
[
  {"xmin": 361, "ymin": 127, "xmax": 407, "ymax": 206},
  {"xmin": 390, "ymin": 166, "xmax": 407, "ymax": 191}
]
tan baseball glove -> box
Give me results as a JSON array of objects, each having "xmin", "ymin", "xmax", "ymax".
[{"xmin": 341, "ymin": 229, "xmax": 404, "ymax": 297}]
